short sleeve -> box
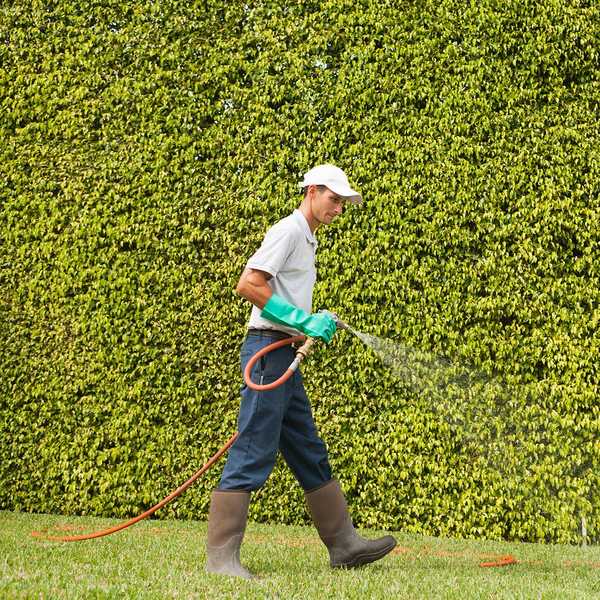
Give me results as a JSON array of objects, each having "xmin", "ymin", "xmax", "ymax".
[{"xmin": 246, "ymin": 222, "xmax": 296, "ymax": 277}]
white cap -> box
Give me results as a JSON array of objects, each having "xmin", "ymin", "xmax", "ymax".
[{"xmin": 298, "ymin": 164, "xmax": 363, "ymax": 205}]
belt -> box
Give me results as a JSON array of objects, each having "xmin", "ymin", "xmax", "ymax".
[{"xmin": 246, "ymin": 328, "xmax": 294, "ymax": 341}]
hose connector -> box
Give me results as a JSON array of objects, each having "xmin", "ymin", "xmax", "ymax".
[{"xmin": 289, "ymin": 336, "xmax": 318, "ymax": 372}]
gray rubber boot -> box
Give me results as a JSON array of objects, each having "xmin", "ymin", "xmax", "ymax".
[
  {"xmin": 305, "ymin": 479, "xmax": 397, "ymax": 569},
  {"xmin": 206, "ymin": 490, "xmax": 254, "ymax": 579}
]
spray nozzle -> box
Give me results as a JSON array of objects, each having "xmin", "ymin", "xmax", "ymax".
[{"xmin": 318, "ymin": 309, "xmax": 349, "ymax": 330}]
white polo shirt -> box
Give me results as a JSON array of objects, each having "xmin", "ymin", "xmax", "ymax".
[{"xmin": 246, "ymin": 209, "xmax": 317, "ymax": 334}]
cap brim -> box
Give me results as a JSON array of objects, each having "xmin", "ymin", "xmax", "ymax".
[
  {"xmin": 345, "ymin": 193, "xmax": 363, "ymax": 205},
  {"xmin": 327, "ymin": 183, "xmax": 363, "ymax": 205},
  {"xmin": 298, "ymin": 180, "xmax": 363, "ymax": 204}
]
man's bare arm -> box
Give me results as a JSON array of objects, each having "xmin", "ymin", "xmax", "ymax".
[{"xmin": 235, "ymin": 268, "xmax": 273, "ymax": 309}]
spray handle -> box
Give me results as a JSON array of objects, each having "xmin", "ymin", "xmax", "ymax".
[{"xmin": 318, "ymin": 309, "xmax": 349, "ymax": 330}]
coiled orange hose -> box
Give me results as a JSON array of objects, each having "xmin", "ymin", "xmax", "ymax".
[{"xmin": 243, "ymin": 335, "xmax": 306, "ymax": 391}]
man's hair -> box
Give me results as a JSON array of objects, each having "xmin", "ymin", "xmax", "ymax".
[{"xmin": 302, "ymin": 184, "xmax": 327, "ymax": 198}]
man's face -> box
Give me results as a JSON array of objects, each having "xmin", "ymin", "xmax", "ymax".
[{"xmin": 311, "ymin": 186, "xmax": 346, "ymax": 225}]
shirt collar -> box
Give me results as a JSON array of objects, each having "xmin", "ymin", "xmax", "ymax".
[{"xmin": 293, "ymin": 209, "xmax": 317, "ymax": 246}]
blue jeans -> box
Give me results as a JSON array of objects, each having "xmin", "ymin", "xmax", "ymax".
[{"xmin": 219, "ymin": 331, "xmax": 332, "ymax": 491}]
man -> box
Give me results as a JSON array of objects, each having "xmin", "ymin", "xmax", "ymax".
[{"xmin": 206, "ymin": 165, "xmax": 397, "ymax": 578}]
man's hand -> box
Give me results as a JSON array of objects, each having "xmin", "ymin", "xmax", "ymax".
[
  {"xmin": 298, "ymin": 311, "xmax": 337, "ymax": 343},
  {"xmin": 261, "ymin": 294, "xmax": 337, "ymax": 343}
]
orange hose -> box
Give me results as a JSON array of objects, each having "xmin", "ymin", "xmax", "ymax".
[
  {"xmin": 243, "ymin": 335, "xmax": 305, "ymax": 391},
  {"xmin": 31, "ymin": 337, "xmax": 520, "ymax": 561},
  {"xmin": 31, "ymin": 432, "xmax": 239, "ymax": 542},
  {"xmin": 479, "ymin": 554, "xmax": 518, "ymax": 567}
]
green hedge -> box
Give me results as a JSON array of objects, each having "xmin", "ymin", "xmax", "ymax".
[{"xmin": 1, "ymin": 0, "xmax": 598, "ymax": 544}]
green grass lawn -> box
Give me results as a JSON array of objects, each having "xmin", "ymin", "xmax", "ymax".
[{"xmin": 1, "ymin": 510, "xmax": 598, "ymax": 599}]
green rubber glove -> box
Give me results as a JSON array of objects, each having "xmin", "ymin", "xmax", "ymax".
[{"xmin": 261, "ymin": 294, "xmax": 337, "ymax": 343}]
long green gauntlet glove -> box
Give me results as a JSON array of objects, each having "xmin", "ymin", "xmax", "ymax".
[{"xmin": 261, "ymin": 294, "xmax": 337, "ymax": 343}]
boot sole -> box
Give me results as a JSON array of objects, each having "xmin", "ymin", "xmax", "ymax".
[
  {"xmin": 332, "ymin": 538, "xmax": 397, "ymax": 569},
  {"xmin": 206, "ymin": 565, "xmax": 256, "ymax": 580}
]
